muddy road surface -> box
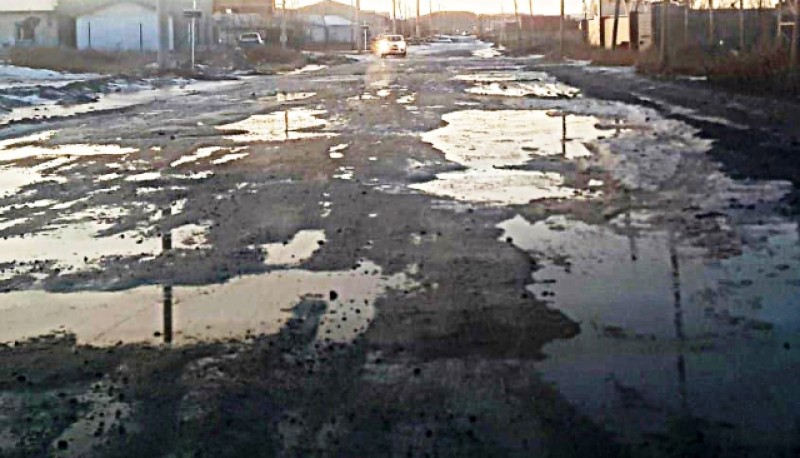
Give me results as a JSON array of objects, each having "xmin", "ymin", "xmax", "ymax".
[{"xmin": 1, "ymin": 43, "xmax": 799, "ymax": 457}]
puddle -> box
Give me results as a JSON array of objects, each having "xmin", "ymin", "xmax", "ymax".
[
  {"xmin": 173, "ymin": 223, "xmax": 212, "ymax": 249},
  {"xmin": 498, "ymin": 214, "xmax": 800, "ymax": 446},
  {"xmin": 411, "ymin": 169, "xmax": 592, "ymax": 205},
  {"xmin": 261, "ymin": 229, "xmax": 326, "ymax": 266},
  {"xmin": 397, "ymin": 94, "xmax": 416, "ymax": 105},
  {"xmin": 217, "ymin": 108, "xmax": 335, "ymax": 143},
  {"xmin": 0, "ymin": 205, "xmax": 217, "ymax": 281},
  {"xmin": 211, "ymin": 152, "xmax": 249, "ymax": 165},
  {"xmin": 347, "ymin": 93, "xmax": 380, "ymax": 101},
  {"xmin": 456, "ymin": 71, "xmax": 580, "ymax": 99},
  {"xmin": 472, "ymin": 46, "xmax": 504, "ymax": 59},
  {"xmin": 125, "ymin": 172, "xmax": 161, "ymax": 182},
  {"xmin": 276, "ymin": 92, "xmax": 316, "ymax": 103},
  {"xmin": 284, "ymin": 65, "xmax": 328, "ymax": 75},
  {"xmin": 329, "ymin": 143, "xmax": 348, "ymax": 159},
  {"xmin": 423, "ymin": 110, "xmax": 605, "ymax": 167},
  {"xmin": 0, "ymin": 164, "xmax": 65, "ymax": 198},
  {"xmin": 0, "ymin": 260, "xmax": 417, "ymax": 346},
  {"xmin": 465, "ymin": 81, "xmax": 580, "ymax": 99},
  {"xmin": 0, "ymin": 220, "xmax": 159, "ymax": 277},
  {"xmin": 0, "ymin": 131, "xmax": 138, "ymax": 197},
  {"xmin": 334, "ymin": 166, "xmax": 354, "ymax": 181},
  {"xmin": 410, "ymin": 110, "xmax": 609, "ymax": 205},
  {"xmin": 0, "ymin": 130, "xmax": 136, "ymax": 163},
  {"xmin": 1, "ymin": 80, "xmax": 240, "ymax": 126},
  {"xmin": 171, "ymin": 146, "xmax": 223, "ymax": 167}
]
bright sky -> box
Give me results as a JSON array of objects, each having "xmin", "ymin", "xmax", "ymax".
[{"xmin": 290, "ymin": 0, "xmax": 587, "ymax": 16}]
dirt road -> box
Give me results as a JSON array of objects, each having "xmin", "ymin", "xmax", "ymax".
[{"xmin": 1, "ymin": 43, "xmax": 799, "ymax": 457}]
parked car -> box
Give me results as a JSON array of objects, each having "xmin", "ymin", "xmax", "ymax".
[
  {"xmin": 237, "ymin": 32, "xmax": 264, "ymax": 48},
  {"xmin": 372, "ymin": 34, "xmax": 407, "ymax": 58}
]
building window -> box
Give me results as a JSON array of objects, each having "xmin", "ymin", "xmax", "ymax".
[{"xmin": 16, "ymin": 17, "xmax": 41, "ymax": 42}]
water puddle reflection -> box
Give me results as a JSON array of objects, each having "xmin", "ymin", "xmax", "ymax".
[
  {"xmin": 410, "ymin": 110, "xmax": 611, "ymax": 205},
  {"xmin": 217, "ymin": 108, "xmax": 335, "ymax": 143},
  {"xmin": 498, "ymin": 214, "xmax": 800, "ymax": 446},
  {"xmin": 261, "ymin": 230, "xmax": 326, "ymax": 266},
  {"xmin": 0, "ymin": 259, "xmax": 417, "ymax": 347},
  {"xmin": 456, "ymin": 71, "xmax": 580, "ymax": 99}
]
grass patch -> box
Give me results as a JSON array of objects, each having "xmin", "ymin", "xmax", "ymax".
[
  {"xmin": 638, "ymin": 45, "xmax": 800, "ymax": 97},
  {"xmin": 499, "ymin": 31, "xmax": 638, "ymax": 66},
  {"xmin": 500, "ymin": 33, "xmax": 799, "ymax": 97}
]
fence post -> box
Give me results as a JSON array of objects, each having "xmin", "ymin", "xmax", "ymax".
[
  {"xmin": 708, "ymin": 0, "xmax": 715, "ymax": 46},
  {"xmin": 612, "ymin": 0, "xmax": 621, "ymax": 50},
  {"xmin": 777, "ymin": 2, "xmax": 782, "ymax": 48},
  {"xmin": 660, "ymin": 0, "xmax": 669, "ymax": 69},
  {"xmin": 684, "ymin": 0, "xmax": 689, "ymax": 45},
  {"xmin": 560, "ymin": 0, "xmax": 565, "ymax": 58},
  {"xmin": 739, "ymin": 0, "xmax": 745, "ymax": 51},
  {"xmin": 599, "ymin": 0, "xmax": 605, "ymax": 48},
  {"xmin": 792, "ymin": 0, "xmax": 799, "ymax": 67}
]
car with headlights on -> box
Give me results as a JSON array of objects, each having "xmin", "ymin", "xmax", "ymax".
[{"xmin": 373, "ymin": 34, "xmax": 407, "ymax": 58}]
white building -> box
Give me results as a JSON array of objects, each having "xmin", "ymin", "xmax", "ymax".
[
  {"xmin": 76, "ymin": 1, "xmax": 161, "ymax": 51},
  {"xmin": 304, "ymin": 15, "xmax": 353, "ymax": 44},
  {"xmin": 0, "ymin": 0, "xmax": 61, "ymax": 47}
]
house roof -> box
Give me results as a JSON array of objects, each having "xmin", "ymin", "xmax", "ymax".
[
  {"xmin": 296, "ymin": 1, "xmax": 388, "ymax": 21},
  {"xmin": 57, "ymin": 0, "xmax": 213, "ymax": 17},
  {"xmin": 57, "ymin": 0, "xmax": 154, "ymax": 16},
  {"xmin": 0, "ymin": 0, "xmax": 59, "ymax": 13}
]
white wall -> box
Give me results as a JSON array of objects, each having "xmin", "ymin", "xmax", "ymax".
[
  {"xmin": 76, "ymin": 3, "xmax": 157, "ymax": 51},
  {"xmin": 0, "ymin": 13, "xmax": 60, "ymax": 47}
]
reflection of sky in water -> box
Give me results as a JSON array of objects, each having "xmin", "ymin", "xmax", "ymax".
[
  {"xmin": 411, "ymin": 109, "xmax": 613, "ymax": 205},
  {"xmin": 0, "ymin": 256, "xmax": 417, "ymax": 348},
  {"xmin": 499, "ymin": 214, "xmax": 800, "ymax": 446},
  {"xmin": 216, "ymin": 108, "xmax": 335, "ymax": 143}
]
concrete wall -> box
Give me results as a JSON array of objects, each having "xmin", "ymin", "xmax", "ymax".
[
  {"xmin": 76, "ymin": 3, "xmax": 157, "ymax": 51},
  {"xmin": 307, "ymin": 25, "xmax": 351, "ymax": 43},
  {"xmin": 0, "ymin": 12, "xmax": 60, "ymax": 47}
]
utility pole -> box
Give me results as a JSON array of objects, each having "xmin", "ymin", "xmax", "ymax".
[
  {"xmin": 529, "ymin": 0, "xmax": 534, "ymax": 41},
  {"xmin": 684, "ymin": 0, "xmax": 690, "ymax": 45},
  {"xmin": 708, "ymin": 0, "xmax": 714, "ymax": 46},
  {"xmin": 392, "ymin": 0, "xmax": 397, "ymax": 33},
  {"xmin": 661, "ymin": 0, "xmax": 669, "ymax": 69},
  {"xmin": 156, "ymin": 0, "xmax": 169, "ymax": 69},
  {"xmin": 599, "ymin": 0, "xmax": 605, "ymax": 48},
  {"xmin": 612, "ymin": 0, "xmax": 621, "ymax": 50},
  {"xmin": 514, "ymin": 0, "xmax": 522, "ymax": 46},
  {"xmin": 429, "ymin": 0, "xmax": 433, "ymax": 35},
  {"xmin": 560, "ymin": 0, "xmax": 565, "ymax": 58},
  {"xmin": 776, "ymin": 0, "xmax": 783, "ymax": 49},
  {"xmin": 792, "ymin": 0, "xmax": 799, "ymax": 67},
  {"xmin": 280, "ymin": 0, "xmax": 288, "ymax": 49},
  {"xmin": 739, "ymin": 0, "xmax": 745, "ymax": 51},
  {"xmin": 416, "ymin": 0, "xmax": 421, "ymax": 37},
  {"xmin": 191, "ymin": 0, "xmax": 197, "ymax": 70},
  {"xmin": 356, "ymin": 0, "xmax": 362, "ymax": 51}
]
